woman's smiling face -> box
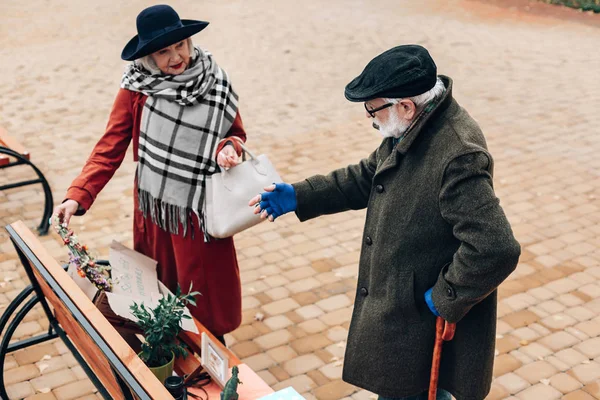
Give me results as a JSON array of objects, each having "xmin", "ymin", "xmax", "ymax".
[{"xmin": 150, "ymin": 39, "xmax": 191, "ymax": 75}]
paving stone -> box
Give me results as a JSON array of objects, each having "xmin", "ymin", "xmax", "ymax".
[
  {"xmin": 315, "ymin": 294, "xmax": 351, "ymax": 312},
  {"xmin": 242, "ymin": 353, "xmax": 277, "ymax": 372},
  {"xmin": 231, "ymin": 340, "xmax": 262, "ymax": 359},
  {"xmin": 511, "ymin": 327, "xmax": 541, "ymax": 342},
  {"xmin": 318, "ymin": 361, "xmax": 343, "ymax": 380},
  {"xmin": 283, "ymin": 354, "xmax": 325, "ymax": 376},
  {"xmin": 538, "ymin": 331, "xmax": 580, "ymax": 351},
  {"xmin": 298, "ymin": 319, "xmax": 328, "ymax": 334},
  {"xmin": 486, "ymin": 383, "xmax": 510, "ymax": 400},
  {"xmin": 311, "ymin": 379, "xmax": 355, "ymax": 400},
  {"xmin": 545, "ymin": 355, "xmax": 571, "ymax": 372},
  {"xmin": 13, "ymin": 344, "xmax": 59, "ymax": 366},
  {"xmin": 266, "ymin": 346, "xmax": 298, "ymax": 364},
  {"xmin": 514, "ymin": 360, "xmax": 558, "ymax": 384},
  {"xmin": 295, "ymin": 305, "xmax": 324, "ymax": 320},
  {"xmin": 545, "ymin": 278, "xmax": 580, "ymax": 295},
  {"xmin": 554, "ymin": 348, "xmax": 590, "ymax": 368},
  {"xmin": 263, "ymin": 315, "xmax": 293, "ymax": 331},
  {"xmin": 318, "ymin": 307, "xmax": 353, "ymax": 326},
  {"xmin": 326, "ymin": 326, "xmax": 348, "ymax": 343},
  {"xmin": 272, "ymin": 374, "xmax": 316, "ymax": 393},
  {"xmin": 52, "ymin": 380, "xmax": 95, "ymax": 400},
  {"xmin": 262, "ymin": 298, "xmax": 300, "ymax": 316},
  {"xmin": 286, "ymin": 277, "xmax": 321, "ymax": 293},
  {"xmin": 575, "ymin": 337, "xmax": 600, "ymax": 359},
  {"xmin": 562, "ymin": 390, "xmax": 597, "ymax": 400},
  {"xmin": 549, "ymin": 372, "xmax": 583, "ymax": 394},
  {"xmin": 502, "ymin": 310, "xmax": 540, "ymax": 329},
  {"xmin": 265, "ymin": 286, "xmax": 291, "ymax": 301},
  {"xmin": 569, "ymin": 362, "xmax": 600, "ymax": 384},
  {"xmin": 30, "ymin": 369, "xmax": 77, "ymax": 392},
  {"xmin": 541, "ymin": 313, "xmax": 578, "ymax": 330},
  {"xmin": 6, "ymin": 381, "xmax": 35, "ymax": 400},
  {"xmin": 25, "ymin": 393, "xmax": 59, "ymax": 400},
  {"xmin": 515, "ymin": 383, "xmax": 562, "ymax": 400},
  {"xmin": 557, "ymin": 293, "xmax": 585, "ymax": 307},
  {"xmin": 256, "ymin": 370, "xmax": 278, "ymax": 387},
  {"xmin": 493, "ymin": 354, "xmax": 522, "ymax": 378},
  {"xmin": 291, "ymin": 333, "xmax": 332, "ymax": 354},
  {"xmin": 5, "ymin": 364, "xmax": 40, "ymax": 385},
  {"xmin": 583, "ymin": 381, "xmax": 600, "ymax": 398},
  {"xmin": 254, "ymin": 329, "xmax": 294, "ymax": 350},
  {"xmin": 495, "ymin": 372, "xmax": 531, "ymax": 395}
]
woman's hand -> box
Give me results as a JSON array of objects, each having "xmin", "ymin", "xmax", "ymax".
[
  {"xmin": 52, "ymin": 200, "xmax": 80, "ymax": 227},
  {"xmin": 217, "ymin": 144, "xmax": 239, "ymax": 169}
]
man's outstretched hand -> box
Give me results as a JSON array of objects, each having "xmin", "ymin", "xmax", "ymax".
[{"xmin": 249, "ymin": 183, "xmax": 297, "ymax": 221}]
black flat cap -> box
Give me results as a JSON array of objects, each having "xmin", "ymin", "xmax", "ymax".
[{"xmin": 344, "ymin": 45, "xmax": 437, "ymax": 102}]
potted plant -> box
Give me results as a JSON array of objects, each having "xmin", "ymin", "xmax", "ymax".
[{"xmin": 130, "ymin": 284, "xmax": 200, "ymax": 383}]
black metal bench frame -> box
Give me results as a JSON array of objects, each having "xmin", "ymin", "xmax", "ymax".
[
  {"xmin": 0, "ymin": 147, "xmax": 53, "ymax": 235},
  {"xmin": 0, "ymin": 225, "xmax": 152, "ymax": 400}
]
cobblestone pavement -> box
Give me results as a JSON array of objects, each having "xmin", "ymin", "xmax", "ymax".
[{"xmin": 1, "ymin": 0, "xmax": 599, "ymax": 399}]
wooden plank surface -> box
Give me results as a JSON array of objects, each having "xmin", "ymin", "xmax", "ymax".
[
  {"xmin": 9, "ymin": 221, "xmax": 172, "ymax": 399},
  {"xmin": 0, "ymin": 126, "xmax": 30, "ymax": 159}
]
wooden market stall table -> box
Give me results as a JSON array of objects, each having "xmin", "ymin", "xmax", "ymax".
[{"xmin": 0, "ymin": 221, "xmax": 273, "ymax": 399}]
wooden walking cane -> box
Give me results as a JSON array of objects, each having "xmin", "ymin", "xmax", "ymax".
[{"xmin": 428, "ymin": 316, "xmax": 456, "ymax": 400}]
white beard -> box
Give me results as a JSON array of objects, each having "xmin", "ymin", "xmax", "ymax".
[{"xmin": 373, "ymin": 108, "xmax": 411, "ymax": 139}]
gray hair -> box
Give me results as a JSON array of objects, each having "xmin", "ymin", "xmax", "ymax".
[
  {"xmin": 385, "ymin": 77, "xmax": 445, "ymax": 110},
  {"xmin": 135, "ymin": 37, "xmax": 195, "ymax": 75}
]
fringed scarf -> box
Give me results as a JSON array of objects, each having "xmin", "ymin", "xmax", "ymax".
[{"xmin": 121, "ymin": 46, "xmax": 238, "ymax": 237}]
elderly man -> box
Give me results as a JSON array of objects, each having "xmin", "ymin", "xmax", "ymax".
[{"xmin": 250, "ymin": 45, "xmax": 520, "ymax": 400}]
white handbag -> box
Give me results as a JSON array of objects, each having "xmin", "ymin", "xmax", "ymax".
[{"xmin": 204, "ymin": 142, "xmax": 282, "ymax": 238}]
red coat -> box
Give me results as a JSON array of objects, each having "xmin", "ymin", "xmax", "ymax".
[{"xmin": 66, "ymin": 88, "xmax": 246, "ymax": 336}]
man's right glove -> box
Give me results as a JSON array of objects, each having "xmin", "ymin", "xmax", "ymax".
[{"xmin": 251, "ymin": 183, "xmax": 297, "ymax": 221}]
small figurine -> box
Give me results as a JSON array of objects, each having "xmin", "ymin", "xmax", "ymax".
[{"xmin": 220, "ymin": 365, "xmax": 242, "ymax": 400}]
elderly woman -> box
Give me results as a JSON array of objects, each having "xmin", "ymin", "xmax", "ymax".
[{"xmin": 52, "ymin": 5, "xmax": 245, "ymax": 341}]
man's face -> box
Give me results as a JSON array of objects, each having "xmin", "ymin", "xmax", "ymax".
[{"xmin": 365, "ymin": 98, "xmax": 415, "ymax": 139}]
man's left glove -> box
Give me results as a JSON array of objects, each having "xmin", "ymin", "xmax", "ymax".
[
  {"xmin": 250, "ymin": 183, "xmax": 297, "ymax": 221},
  {"xmin": 425, "ymin": 287, "xmax": 440, "ymax": 317}
]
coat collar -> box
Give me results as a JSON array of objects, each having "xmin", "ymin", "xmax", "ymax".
[
  {"xmin": 374, "ymin": 76, "xmax": 454, "ymax": 177},
  {"xmin": 395, "ymin": 75, "xmax": 454, "ymax": 155}
]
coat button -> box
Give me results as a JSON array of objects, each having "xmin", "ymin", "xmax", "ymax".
[
  {"xmin": 360, "ymin": 287, "xmax": 368, "ymax": 296},
  {"xmin": 365, "ymin": 236, "xmax": 372, "ymax": 246},
  {"xmin": 446, "ymin": 287, "xmax": 455, "ymax": 298},
  {"xmin": 375, "ymin": 184, "xmax": 384, "ymax": 193}
]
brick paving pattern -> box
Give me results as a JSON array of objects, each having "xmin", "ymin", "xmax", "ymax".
[{"xmin": 1, "ymin": 0, "xmax": 599, "ymax": 399}]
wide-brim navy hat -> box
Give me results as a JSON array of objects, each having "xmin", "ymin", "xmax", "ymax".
[
  {"xmin": 344, "ymin": 45, "xmax": 437, "ymax": 102},
  {"xmin": 121, "ymin": 4, "xmax": 209, "ymax": 61}
]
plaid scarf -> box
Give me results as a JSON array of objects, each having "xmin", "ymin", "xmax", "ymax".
[{"xmin": 121, "ymin": 47, "xmax": 238, "ymax": 237}]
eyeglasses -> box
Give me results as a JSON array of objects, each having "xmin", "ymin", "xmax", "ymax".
[{"xmin": 364, "ymin": 102, "xmax": 394, "ymax": 118}]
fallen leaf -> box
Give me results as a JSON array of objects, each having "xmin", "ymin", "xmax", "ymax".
[
  {"xmin": 583, "ymin": 359, "xmax": 591, "ymax": 364},
  {"xmin": 254, "ymin": 312, "xmax": 264, "ymax": 321},
  {"xmin": 3, "ymin": 276, "xmax": 14, "ymax": 283},
  {"xmin": 520, "ymin": 340, "xmax": 529, "ymax": 346},
  {"xmin": 37, "ymin": 363, "xmax": 49, "ymax": 373},
  {"xmin": 496, "ymin": 334, "xmax": 504, "ymax": 339},
  {"xmin": 38, "ymin": 388, "xmax": 51, "ymax": 393},
  {"xmin": 333, "ymin": 360, "xmax": 343, "ymax": 367},
  {"xmin": 337, "ymin": 341, "xmax": 346, "ymax": 348},
  {"xmin": 259, "ymin": 275, "xmax": 267, "ymax": 280},
  {"xmin": 329, "ymin": 356, "xmax": 340, "ymax": 363},
  {"xmin": 540, "ymin": 379, "xmax": 550, "ymax": 385},
  {"xmin": 41, "ymin": 355, "xmax": 52, "ymax": 361}
]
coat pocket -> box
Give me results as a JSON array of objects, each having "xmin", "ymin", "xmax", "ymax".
[{"xmin": 396, "ymin": 270, "xmax": 422, "ymax": 324}]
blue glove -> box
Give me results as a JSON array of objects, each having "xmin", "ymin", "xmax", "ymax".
[
  {"xmin": 258, "ymin": 183, "xmax": 297, "ymax": 221},
  {"xmin": 425, "ymin": 288, "xmax": 440, "ymax": 317}
]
